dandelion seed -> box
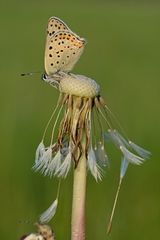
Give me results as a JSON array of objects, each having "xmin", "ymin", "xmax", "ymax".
[
  {"xmin": 107, "ymin": 157, "xmax": 129, "ymax": 235},
  {"xmin": 94, "ymin": 141, "xmax": 109, "ymax": 168},
  {"xmin": 38, "ymin": 180, "xmax": 61, "ymax": 224},
  {"xmin": 106, "ymin": 131, "xmax": 150, "ymax": 233},
  {"xmin": 47, "ymin": 150, "xmax": 62, "ymax": 177},
  {"xmin": 88, "ymin": 146, "xmax": 102, "ymax": 181},
  {"xmin": 106, "ymin": 129, "xmax": 129, "ymax": 148},
  {"xmin": 113, "ymin": 129, "xmax": 130, "ymax": 147},
  {"xmin": 34, "ymin": 147, "xmax": 52, "ymax": 174},
  {"xmin": 39, "ymin": 198, "xmax": 58, "ymax": 223},
  {"xmin": 120, "ymin": 145, "xmax": 145, "ymax": 165},
  {"xmin": 129, "ymin": 140, "xmax": 151, "ymax": 159},
  {"xmin": 120, "ymin": 157, "xmax": 129, "ymax": 179},
  {"xmin": 56, "ymin": 151, "xmax": 72, "ymax": 177},
  {"xmin": 35, "ymin": 141, "xmax": 45, "ymax": 160},
  {"xmin": 35, "ymin": 141, "xmax": 45, "ymax": 165}
]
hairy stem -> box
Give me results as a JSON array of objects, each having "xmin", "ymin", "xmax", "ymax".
[{"xmin": 71, "ymin": 142, "xmax": 87, "ymax": 240}]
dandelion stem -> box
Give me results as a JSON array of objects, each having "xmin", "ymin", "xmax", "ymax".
[{"xmin": 71, "ymin": 137, "xmax": 87, "ymax": 240}]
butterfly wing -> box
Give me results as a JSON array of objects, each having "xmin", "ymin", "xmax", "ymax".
[
  {"xmin": 45, "ymin": 31, "xmax": 86, "ymax": 75},
  {"xmin": 46, "ymin": 17, "xmax": 70, "ymax": 43}
]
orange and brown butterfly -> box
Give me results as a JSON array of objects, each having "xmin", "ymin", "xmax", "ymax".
[{"xmin": 44, "ymin": 17, "xmax": 86, "ymax": 76}]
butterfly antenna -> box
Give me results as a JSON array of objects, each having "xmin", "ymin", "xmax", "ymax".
[
  {"xmin": 21, "ymin": 71, "xmax": 41, "ymax": 76},
  {"xmin": 107, "ymin": 177, "xmax": 123, "ymax": 235}
]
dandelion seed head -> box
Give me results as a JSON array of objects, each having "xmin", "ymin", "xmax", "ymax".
[
  {"xmin": 37, "ymin": 70, "xmax": 150, "ymax": 180},
  {"xmin": 59, "ymin": 73, "xmax": 100, "ymax": 98}
]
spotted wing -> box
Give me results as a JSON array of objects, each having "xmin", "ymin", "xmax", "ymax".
[
  {"xmin": 46, "ymin": 16, "xmax": 70, "ymax": 43},
  {"xmin": 45, "ymin": 31, "xmax": 86, "ymax": 75}
]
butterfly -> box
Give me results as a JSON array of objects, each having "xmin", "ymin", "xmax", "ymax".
[{"xmin": 44, "ymin": 17, "xmax": 86, "ymax": 76}]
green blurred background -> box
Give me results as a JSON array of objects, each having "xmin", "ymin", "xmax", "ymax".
[{"xmin": 0, "ymin": 0, "xmax": 159, "ymax": 239}]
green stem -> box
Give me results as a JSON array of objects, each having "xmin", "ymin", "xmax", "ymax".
[{"xmin": 71, "ymin": 141, "xmax": 87, "ymax": 240}]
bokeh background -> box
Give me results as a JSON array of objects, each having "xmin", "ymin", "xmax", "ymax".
[{"xmin": 0, "ymin": 0, "xmax": 159, "ymax": 239}]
